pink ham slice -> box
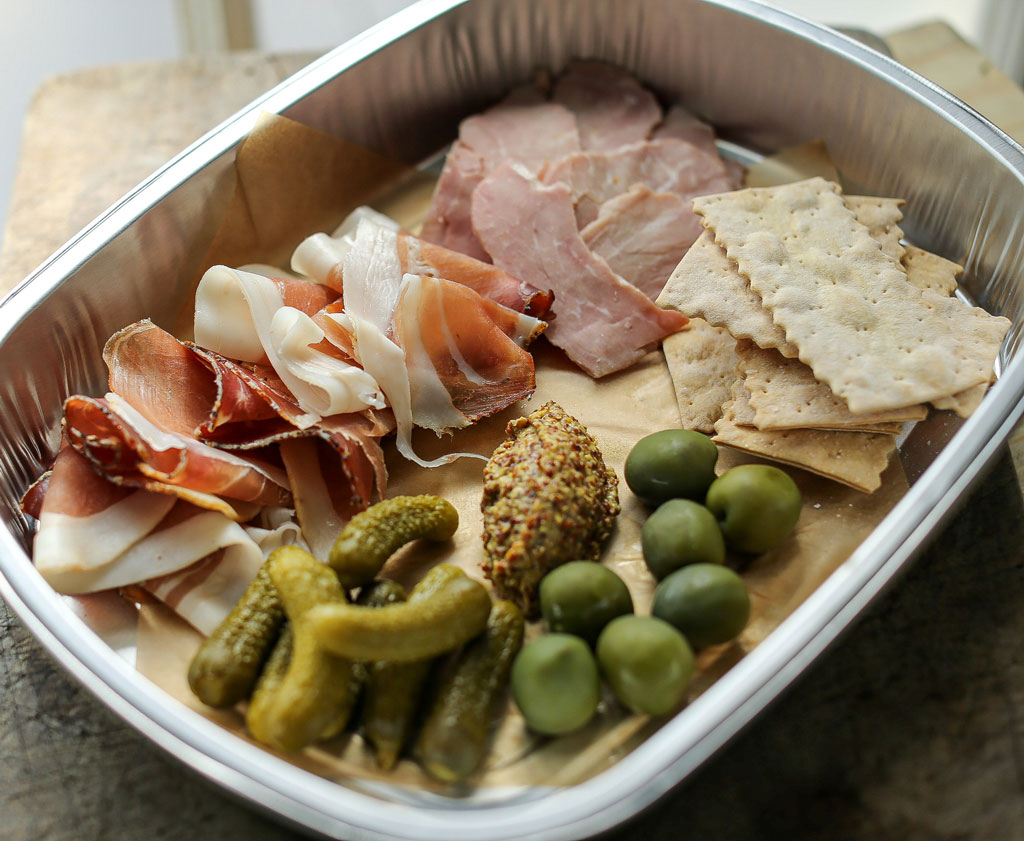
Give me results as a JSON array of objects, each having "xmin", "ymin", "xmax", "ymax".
[
  {"xmin": 551, "ymin": 60, "xmax": 663, "ymax": 151},
  {"xmin": 580, "ymin": 185, "xmax": 701, "ymax": 300},
  {"xmin": 651, "ymin": 104, "xmax": 719, "ymax": 155},
  {"xmin": 541, "ymin": 137, "xmax": 736, "ymax": 228},
  {"xmin": 472, "ymin": 163, "xmax": 687, "ymax": 377},
  {"xmin": 421, "ymin": 93, "xmax": 581, "ymax": 260}
]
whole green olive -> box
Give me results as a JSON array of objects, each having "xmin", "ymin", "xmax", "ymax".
[
  {"xmin": 539, "ymin": 561, "xmax": 634, "ymax": 645},
  {"xmin": 641, "ymin": 498, "xmax": 726, "ymax": 580},
  {"xmin": 596, "ymin": 615, "xmax": 693, "ymax": 716},
  {"xmin": 511, "ymin": 634, "xmax": 600, "ymax": 735},
  {"xmin": 652, "ymin": 563, "xmax": 750, "ymax": 648},
  {"xmin": 704, "ymin": 464, "xmax": 802, "ymax": 554},
  {"xmin": 624, "ymin": 429, "xmax": 719, "ymax": 505}
]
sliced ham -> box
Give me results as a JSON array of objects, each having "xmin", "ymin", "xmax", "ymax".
[
  {"xmin": 292, "ymin": 206, "xmax": 554, "ymax": 319},
  {"xmin": 472, "ymin": 163, "xmax": 687, "ymax": 377},
  {"xmin": 551, "ymin": 60, "xmax": 663, "ymax": 151},
  {"xmin": 31, "ymin": 443, "xmax": 263, "ymax": 599},
  {"xmin": 541, "ymin": 137, "xmax": 736, "ymax": 227},
  {"xmin": 580, "ymin": 185, "xmax": 701, "ymax": 300},
  {"xmin": 421, "ymin": 94, "xmax": 581, "ymax": 259},
  {"xmin": 651, "ymin": 104, "xmax": 719, "ymax": 155}
]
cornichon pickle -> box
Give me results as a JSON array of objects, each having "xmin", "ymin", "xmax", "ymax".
[
  {"xmin": 329, "ymin": 495, "xmax": 459, "ymax": 589},
  {"xmin": 188, "ymin": 558, "xmax": 284, "ymax": 708},
  {"xmin": 309, "ymin": 564, "xmax": 492, "ymax": 662},
  {"xmin": 356, "ymin": 579, "xmax": 434, "ymax": 771},
  {"xmin": 415, "ymin": 600, "xmax": 525, "ymax": 783},
  {"xmin": 245, "ymin": 545, "xmax": 358, "ymax": 752}
]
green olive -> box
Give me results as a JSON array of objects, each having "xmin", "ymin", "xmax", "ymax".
[
  {"xmin": 510, "ymin": 634, "xmax": 600, "ymax": 735},
  {"xmin": 652, "ymin": 564, "xmax": 750, "ymax": 648},
  {"xmin": 596, "ymin": 615, "xmax": 693, "ymax": 716},
  {"xmin": 624, "ymin": 429, "xmax": 719, "ymax": 505},
  {"xmin": 539, "ymin": 561, "xmax": 633, "ymax": 645},
  {"xmin": 641, "ymin": 498, "xmax": 726, "ymax": 580},
  {"xmin": 705, "ymin": 464, "xmax": 802, "ymax": 554}
]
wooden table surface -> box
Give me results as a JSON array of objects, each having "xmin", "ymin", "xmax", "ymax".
[{"xmin": 2, "ymin": 22, "xmax": 1023, "ymax": 841}]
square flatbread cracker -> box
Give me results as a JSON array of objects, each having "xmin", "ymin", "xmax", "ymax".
[
  {"xmin": 658, "ymin": 194, "xmax": 903, "ymax": 362},
  {"xmin": 661, "ymin": 318, "xmax": 741, "ymax": 433},
  {"xmin": 658, "ymin": 231, "xmax": 798, "ymax": 356},
  {"xmin": 737, "ymin": 340, "xmax": 927, "ymax": 431},
  {"xmin": 844, "ymin": 196, "xmax": 904, "ymax": 262},
  {"xmin": 693, "ymin": 177, "xmax": 1011, "ymax": 413},
  {"xmin": 902, "ymin": 243, "xmax": 961, "ymax": 297},
  {"xmin": 712, "ymin": 398, "xmax": 897, "ymax": 493}
]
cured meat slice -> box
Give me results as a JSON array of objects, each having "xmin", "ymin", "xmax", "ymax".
[
  {"xmin": 651, "ymin": 104, "xmax": 719, "ymax": 156},
  {"xmin": 580, "ymin": 185, "xmax": 701, "ymax": 300},
  {"xmin": 392, "ymin": 274, "xmax": 543, "ymax": 426},
  {"xmin": 194, "ymin": 266, "xmax": 385, "ymax": 424},
  {"xmin": 552, "ymin": 60, "xmax": 663, "ymax": 151},
  {"xmin": 541, "ymin": 138, "xmax": 736, "ymax": 228},
  {"xmin": 292, "ymin": 206, "xmax": 554, "ymax": 318},
  {"xmin": 472, "ymin": 163, "xmax": 687, "ymax": 378},
  {"xmin": 64, "ymin": 392, "xmax": 292, "ymax": 518},
  {"xmin": 31, "ymin": 443, "xmax": 263, "ymax": 597},
  {"xmin": 143, "ymin": 507, "xmax": 304, "ymax": 634},
  {"xmin": 421, "ymin": 94, "xmax": 581, "ymax": 259},
  {"xmin": 326, "ymin": 219, "xmax": 545, "ymax": 465}
]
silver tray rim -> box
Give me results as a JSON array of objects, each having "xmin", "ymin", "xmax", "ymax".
[{"xmin": 1, "ymin": 2, "xmax": 1024, "ymax": 839}]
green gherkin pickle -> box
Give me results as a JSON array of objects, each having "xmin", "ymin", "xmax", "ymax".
[
  {"xmin": 356, "ymin": 579, "xmax": 433, "ymax": 771},
  {"xmin": 187, "ymin": 558, "xmax": 285, "ymax": 708},
  {"xmin": 415, "ymin": 600, "xmax": 525, "ymax": 783},
  {"xmin": 309, "ymin": 564, "xmax": 492, "ymax": 662},
  {"xmin": 245, "ymin": 545, "xmax": 357, "ymax": 752},
  {"xmin": 329, "ymin": 495, "xmax": 459, "ymax": 589}
]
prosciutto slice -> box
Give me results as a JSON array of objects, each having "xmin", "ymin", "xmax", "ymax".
[
  {"xmin": 472, "ymin": 163, "xmax": 687, "ymax": 377},
  {"xmin": 421, "ymin": 92, "xmax": 581, "ymax": 259},
  {"xmin": 392, "ymin": 274, "xmax": 543, "ymax": 426},
  {"xmin": 292, "ymin": 207, "xmax": 554, "ymax": 318},
  {"xmin": 64, "ymin": 391, "xmax": 292, "ymax": 519},
  {"xmin": 580, "ymin": 185, "xmax": 701, "ymax": 300},
  {"xmin": 194, "ymin": 266, "xmax": 384, "ymax": 424},
  {"xmin": 329, "ymin": 219, "xmax": 545, "ymax": 466},
  {"xmin": 541, "ymin": 138, "xmax": 736, "ymax": 228},
  {"xmin": 552, "ymin": 60, "xmax": 663, "ymax": 151},
  {"xmin": 31, "ymin": 443, "xmax": 263, "ymax": 598}
]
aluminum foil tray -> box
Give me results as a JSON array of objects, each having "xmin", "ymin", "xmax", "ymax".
[{"xmin": 1, "ymin": 1, "xmax": 1022, "ymax": 839}]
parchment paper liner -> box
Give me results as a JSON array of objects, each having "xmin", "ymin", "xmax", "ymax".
[{"xmin": 135, "ymin": 119, "xmax": 909, "ymax": 795}]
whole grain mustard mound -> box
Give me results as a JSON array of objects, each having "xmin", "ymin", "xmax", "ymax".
[{"xmin": 480, "ymin": 401, "xmax": 620, "ymax": 616}]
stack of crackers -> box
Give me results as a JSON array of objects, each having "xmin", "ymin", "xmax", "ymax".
[{"xmin": 657, "ymin": 174, "xmax": 1011, "ymax": 493}]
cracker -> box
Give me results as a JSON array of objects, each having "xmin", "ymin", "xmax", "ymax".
[
  {"xmin": 693, "ymin": 177, "xmax": 1011, "ymax": 413},
  {"xmin": 657, "ymin": 230, "xmax": 799, "ymax": 356},
  {"xmin": 844, "ymin": 196, "xmax": 905, "ymax": 262},
  {"xmin": 712, "ymin": 402, "xmax": 897, "ymax": 493},
  {"xmin": 659, "ymin": 195, "xmax": 905, "ymax": 361},
  {"xmin": 902, "ymin": 244, "xmax": 961, "ymax": 296},
  {"xmin": 932, "ymin": 381, "xmax": 989, "ymax": 417},
  {"xmin": 727, "ymin": 370, "xmax": 757, "ymax": 426},
  {"xmin": 661, "ymin": 318, "xmax": 740, "ymax": 433},
  {"xmin": 737, "ymin": 340, "xmax": 927, "ymax": 431}
]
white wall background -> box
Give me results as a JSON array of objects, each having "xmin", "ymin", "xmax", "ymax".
[{"xmin": 0, "ymin": 0, "xmax": 1013, "ymax": 254}]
